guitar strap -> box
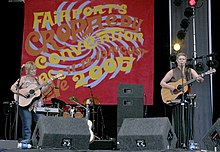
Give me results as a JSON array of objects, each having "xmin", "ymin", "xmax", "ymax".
[
  {"xmin": 34, "ymin": 77, "xmax": 40, "ymax": 85},
  {"xmin": 18, "ymin": 77, "xmax": 26, "ymax": 89},
  {"xmin": 34, "ymin": 76, "xmax": 43, "ymax": 97}
]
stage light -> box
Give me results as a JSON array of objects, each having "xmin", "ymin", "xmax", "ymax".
[
  {"xmin": 195, "ymin": 62, "xmax": 205, "ymax": 73},
  {"xmin": 186, "ymin": 62, "xmax": 194, "ymax": 69},
  {"xmin": 177, "ymin": 30, "xmax": 186, "ymax": 40},
  {"xmin": 173, "ymin": 0, "xmax": 182, "ymax": 6},
  {"xmin": 169, "ymin": 53, "xmax": 177, "ymax": 62},
  {"xmin": 184, "ymin": 7, "xmax": 194, "ymax": 18},
  {"xmin": 206, "ymin": 59, "xmax": 219, "ymax": 69},
  {"xmin": 173, "ymin": 42, "xmax": 181, "ymax": 51},
  {"xmin": 188, "ymin": 0, "xmax": 198, "ymax": 7},
  {"xmin": 180, "ymin": 18, "xmax": 190, "ymax": 29}
]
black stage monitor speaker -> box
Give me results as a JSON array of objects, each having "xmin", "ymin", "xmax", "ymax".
[
  {"xmin": 117, "ymin": 84, "xmax": 144, "ymax": 128},
  {"xmin": 117, "ymin": 117, "xmax": 177, "ymax": 151},
  {"xmin": 32, "ymin": 116, "xmax": 91, "ymax": 150},
  {"xmin": 0, "ymin": 140, "xmax": 18, "ymax": 149},
  {"xmin": 117, "ymin": 97, "xmax": 144, "ymax": 127},
  {"xmin": 118, "ymin": 84, "xmax": 144, "ymax": 98},
  {"xmin": 202, "ymin": 118, "xmax": 220, "ymax": 151}
]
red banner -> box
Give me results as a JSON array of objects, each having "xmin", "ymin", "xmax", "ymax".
[{"xmin": 22, "ymin": 0, "xmax": 154, "ymax": 105}]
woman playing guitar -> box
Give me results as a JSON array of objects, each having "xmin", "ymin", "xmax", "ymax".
[
  {"xmin": 160, "ymin": 52, "xmax": 204, "ymax": 148},
  {"xmin": 10, "ymin": 61, "xmax": 54, "ymax": 145},
  {"xmin": 160, "ymin": 52, "xmax": 204, "ymax": 104}
]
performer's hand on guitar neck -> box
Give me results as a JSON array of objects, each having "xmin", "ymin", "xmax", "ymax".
[{"xmin": 196, "ymin": 75, "xmax": 204, "ymax": 83}]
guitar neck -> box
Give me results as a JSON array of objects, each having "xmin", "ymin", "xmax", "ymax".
[
  {"xmin": 33, "ymin": 81, "xmax": 48, "ymax": 92},
  {"xmin": 182, "ymin": 71, "xmax": 211, "ymax": 87},
  {"xmin": 183, "ymin": 77, "xmax": 197, "ymax": 87},
  {"xmin": 32, "ymin": 73, "xmax": 63, "ymax": 92},
  {"xmin": 33, "ymin": 77, "xmax": 55, "ymax": 92}
]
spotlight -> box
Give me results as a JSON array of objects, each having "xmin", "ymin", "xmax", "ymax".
[
  {"xmin": 180, "ymin": 18, "xmax": 190, "ymax": 29},
  {"xmin": 206, "ymin": 60, "xmax": 219, "ymax": 69},
  {"xmin": 184, "ymin": 7, "xmax": 194, "ymax": 18},
  {"xmin": 169, "ymin": 53, "xmax": 177, "ymax": 62},
  {"xmin": 186, "ymin": 62, "xmax": 194, "ymax": 69},
  {"xmin": 177, "ymin": 30, "xmax": 186, "ymax": 40},
  {"xmin": 188, "ymin": 0, "xmax": 198, "ymax": 7},
  {"xmin": 195, "ymin": 62, "xmax": 205, "ymax": 73},
  {"xmin": 173, "ymin": 42, "xmax": 181, "ymax": 51},
  {"xmin": 173, "ymin": 0, "xmax": 183, "ymax": 6}
]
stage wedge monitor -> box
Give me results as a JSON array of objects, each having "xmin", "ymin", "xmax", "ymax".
[
  {"xmin": 32, "ymin": 116, "xmax": 91, "ymax": 150},
  {"xmin": 117, "ymin": 117, "xmax": 177, "ymax": 151},
  {"xmin": 202, "ymin": 118, "xmax": 220, "ymax": 151}
]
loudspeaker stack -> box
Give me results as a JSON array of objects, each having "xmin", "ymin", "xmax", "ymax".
[{"xmin": 117, "ymin": 84, "xmax": 144, "ymax": 132}]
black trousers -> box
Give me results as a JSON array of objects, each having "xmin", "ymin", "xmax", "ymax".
[{"xmin": 171, "ymin": 97, "xmax": 196, "ymax": 148}]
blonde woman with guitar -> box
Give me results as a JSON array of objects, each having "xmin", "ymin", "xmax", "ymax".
[{"xmin": 10, "ymin": 61, "xmax": 62, "ymax": 145}]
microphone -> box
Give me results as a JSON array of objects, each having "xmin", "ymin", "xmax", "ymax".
[{"xmin": 180, "ymin": 63, "xmax": 184, "ymax": 69}]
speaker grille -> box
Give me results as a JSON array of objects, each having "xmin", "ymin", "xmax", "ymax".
[
  {"xmin": 117, "ymin": 84, "xmax": 144, "ymax": 130},
  {"xmin": 117, "ymin": 117, "xmax": 177, "ymax": 151},
  {"xmin": 32, "ymin": 116, "xmax": 90, "ymax": 150},
  {"xmin": 118, "ymin": 84, "xmax": 144, "ymax": 98},
  {"xmin": 202, "ymin": 118, "xmax": 220, "ymax": 151},
  {"xmin": 117, "ymin": 97, "xmax": 144, "ymax": 126}
]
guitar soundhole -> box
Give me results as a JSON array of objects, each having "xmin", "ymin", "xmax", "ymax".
[
  {"xmin": 29, "ymin": 89, "xmax": 35, "ymax": 94},
  {"xmin": 177, "ymin": 85, "xmax": 182, "ymax": 90},
  {"xmin": 173, "ymin": 89, "xmax": 180, "ymax": 94}
]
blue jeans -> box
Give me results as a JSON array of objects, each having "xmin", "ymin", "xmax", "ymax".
[{"xmin": 18, "ymin": 106, "xmax": 43, "ymax": 143}]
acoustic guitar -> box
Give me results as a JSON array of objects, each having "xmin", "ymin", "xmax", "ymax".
[
  {"xmin": 161, "ymin": 68, "xmax": 216, "ymax": 104},
  {"xmin": 14, "ymin": 73, "xmax": 64, "ymax": 107}
]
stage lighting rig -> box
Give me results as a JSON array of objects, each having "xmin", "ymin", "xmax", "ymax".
[
  {"xmin": 180, "ymin": 18, "xmax": 190, "ymax": 30},
  {"xmin": 184, "ymin": 7, "xmax": 194, "ymax": 18},
  {"xmin": 177, "ymin": 30, "xmax": 186, "ymax": 40},
  {"xmin": 173, "ymin": 42, "xmax": 182, "ymax": 52},
  {"xmin": 173, "ymin": 0, "xmax": 182, "ymax": 6},
  {"xmin": 188, "ymin": 0, "xmax": 198, "ymax": 7}
]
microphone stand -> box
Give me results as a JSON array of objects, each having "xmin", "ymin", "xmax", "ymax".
[
  {"xmin": 180, "ymin": 65, "xmax": 187, "ymax": 149},
  {"xmin": 89, "ymin": 87, "xmax": 96, "ymax": 134},
  {"xmin": 43, "ymin": 87, "xmax": 55, "ymax": 107},
  {"xmin": 14, "ymin": 67, "xmax": 23, "ymax": 140},
  {"xmin": 98, "ymin": 106, "xmax": 105, "ymax": 139}
]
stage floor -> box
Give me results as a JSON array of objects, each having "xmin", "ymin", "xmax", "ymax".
[{"xmin": 0, "ymin": 140, "xmax": 216, "ymax": 152}]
